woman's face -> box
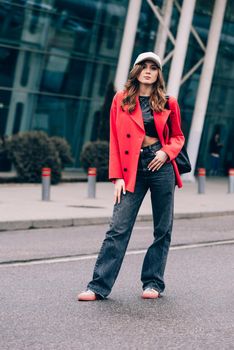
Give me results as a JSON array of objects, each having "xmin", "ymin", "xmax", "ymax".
[{"xmin": 137, "ymin": 60, "xmax": 159, "ymax": 85}]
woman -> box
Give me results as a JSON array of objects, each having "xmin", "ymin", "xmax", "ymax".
[
  {"xmin": 209, "ymin": 132, "xmax": 223, "ymax": 176},
  {"xmin": 78, "ymin": 52, "xmax": 185, "ymax": 301}
]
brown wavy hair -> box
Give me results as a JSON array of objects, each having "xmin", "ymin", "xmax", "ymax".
[{"xmin": 121, "ymin": 62, "xmax": 167, "ymax": 114}]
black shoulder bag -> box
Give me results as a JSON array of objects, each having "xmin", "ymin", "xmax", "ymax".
[{"xmin": 165, "ymin": 97, "xmax": 191, "ymax": 174}]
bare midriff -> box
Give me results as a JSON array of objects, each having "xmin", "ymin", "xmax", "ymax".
[{"xmin": 141, "ymin": 135, "xmax": 159, "ymax": 148}]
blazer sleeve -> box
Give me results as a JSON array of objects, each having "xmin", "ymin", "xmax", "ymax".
[
  {"xmin": 161, "ymin": 96, "xmax": 185, "ymax": 160},
  {"xmin": 108, "ymin": 94, "xmax": 123, "ymax": 181}
]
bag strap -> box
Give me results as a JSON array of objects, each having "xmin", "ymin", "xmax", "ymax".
[
  {"xmin": 165, "ymin": 95, "xmax": 172, "ymax": 132},
  {"xmin": 165, "ymin": 95, "xmax": 170, "ymax": 110}
]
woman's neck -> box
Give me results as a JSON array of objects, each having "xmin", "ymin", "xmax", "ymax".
[{"xmin": 138, "ymin": 84, "xmax": 152, "ymax": 96}]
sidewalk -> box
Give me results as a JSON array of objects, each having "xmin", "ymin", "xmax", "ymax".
[{"xmin": 0, "ymin": 177, "xmax": 233, "ymax": 231}]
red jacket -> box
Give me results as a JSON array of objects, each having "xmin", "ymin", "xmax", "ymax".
[{"xmin": 109, "ymin": 90, "xmax": 185, "ymax": 192}]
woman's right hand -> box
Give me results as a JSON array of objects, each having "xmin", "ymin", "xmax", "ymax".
[{"xmin": 114, "ymin": 179, "xmax": 126, "ymax": 204}]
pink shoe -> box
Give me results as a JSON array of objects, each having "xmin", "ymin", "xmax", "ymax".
[
  {"xmin": 142, "ymin": 288, "xmax": 160, "ymax": 299},
  {"xmin": 77, "ymin": 289, "xmax": 98, "ymax": 301}
]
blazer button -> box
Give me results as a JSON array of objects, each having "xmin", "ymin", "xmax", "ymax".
[
  {"xmin": 125, "ymin": 150, "xmax": 129, "ymax": 154},
  {"xmin": 123, "ymin": 168, "xmax": 127, "ymax": 172},
  {"xmin": 126, "ymin": 133, "xmax": 131, "ymax": 138}
]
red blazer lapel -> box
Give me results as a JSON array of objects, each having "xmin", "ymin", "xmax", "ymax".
[
  {"xmin": 128, "ymin": 97, "xmax": 145, "ymax": 132},
  {"xmin": 153, "ymin": 109, "xmax": 171, "ymax": 145}
]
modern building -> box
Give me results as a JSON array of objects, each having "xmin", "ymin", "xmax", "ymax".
[{"xmin": 0, "ymin": 0, "xmax": 233, "ymax": 176}]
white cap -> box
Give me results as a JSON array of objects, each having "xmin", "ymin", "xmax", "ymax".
[{"xmin": 133, "ymin": 52, "xmax": 162, "ymax": 70}]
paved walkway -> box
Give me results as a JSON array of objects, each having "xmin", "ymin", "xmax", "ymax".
[{"xmin": 0, "ymin": 177, "xmax": 233, "ymax": 231}]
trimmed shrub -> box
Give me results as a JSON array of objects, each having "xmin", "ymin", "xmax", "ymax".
[
  {"xmin": 80, "ymin": 141, "xmax": 109, "ymax": 181},
  {"xmin": 50, "ymin": 136, "xmax": 74, "ymax": 168},
  {"xmin": 6, "ymin": 131, "xmax": 62, "ymax": 184}
]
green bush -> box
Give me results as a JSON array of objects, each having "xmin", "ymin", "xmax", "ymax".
[
  {"xmin": 6, "ymin": 131, "xmax": 62, "ymax": 184},
  {"xmin": 80, "ymin": 141, "xmax": 109, "ymax": 181},
  {"xmin": 50, "ymin": 136, "xmax": 73, "ymax": 168}
]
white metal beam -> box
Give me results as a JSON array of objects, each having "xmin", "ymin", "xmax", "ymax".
[
  {"xmin": 114, "ymin": 0, "xmax": 142, "ymax": 91},
  {"xmin": 154, "ymin": 0, "xmax": 174, "ymax": 59},
  {"xmin": 146, "ymin": 0, "xmax": 205, "ymax": 86},
  {"xmin": 174, "ymin": 0, "xmax": 206, "ymax": 52},
  {"xmin": 184, "ymin": 0, "xmax": 228, "ymax": 181},
  {"xmin": 166, "ymin": 0, "xmax": 196, "ymax": 98},
  {"xmin": 180, "ymin": 57, "xmax": 204, "ymax": 85},
  {"xmin": 147, "ymin": 0, "xmax": 176, "ymax": 45}
]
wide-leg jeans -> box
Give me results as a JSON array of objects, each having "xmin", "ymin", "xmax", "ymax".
[{"xmin": 87, "ymin": 141, "xmax": 175, "ymax": 298}]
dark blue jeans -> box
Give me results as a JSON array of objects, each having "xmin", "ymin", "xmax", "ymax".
[{"xmin": 87, "ymin": 141, "xmax": 175, "ymax": 298}]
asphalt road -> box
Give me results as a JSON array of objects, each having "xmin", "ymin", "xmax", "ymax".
[
  {"xmin": 0, "ymin": 215, "xmax": 234, "ymax": 264},
  {"xmin": 1, "ymin": 216, "xmax": 234, "ymax": 350}
]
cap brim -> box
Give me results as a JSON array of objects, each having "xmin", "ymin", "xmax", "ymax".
[{"xmin": 134, "ymin": 58, "xmax": 161, "ymax": 69}]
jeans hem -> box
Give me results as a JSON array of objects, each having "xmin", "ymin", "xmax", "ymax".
[{"xmin": 87, "ymin": 286, "xmax": 107, "ymax": 299}]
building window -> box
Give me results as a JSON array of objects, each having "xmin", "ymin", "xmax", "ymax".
[
  {"xmin": 21, "ymin": 52, "xmax": 31, "ymax": 87},
  {"xmin": 13, "ymin": 102, "xmax": 24, "ymax": 134}
]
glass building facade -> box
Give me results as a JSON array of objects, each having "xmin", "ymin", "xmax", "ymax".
[{"xmin": 0, "ymin": 0, "xmax": 234, "ymax": 173}]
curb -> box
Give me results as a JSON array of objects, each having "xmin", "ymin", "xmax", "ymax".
[{"xmin": 0, "ymin": 210, "xmax": 234, "ymax": 232}]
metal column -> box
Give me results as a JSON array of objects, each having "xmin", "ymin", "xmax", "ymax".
[
  {"xmin": 184, "ymin": 0, "xmax": 227, "ymax": 181},
  {"xmin": 154, "ymin": 0, "xmax": 173, "ymax": 60},
  {"xmin": 114, "ymin": 0, "xmax": 142, "ymax": 91},
  {"xmin": 166, "ymin": 0, "xmax": 196, "ymax": 98}
]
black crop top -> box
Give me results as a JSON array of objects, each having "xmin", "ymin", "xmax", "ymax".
[{"xmin": 139, "ymin": 96, "xmax": 158, "ymax": 138}]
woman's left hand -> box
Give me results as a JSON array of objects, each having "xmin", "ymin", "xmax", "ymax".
[{"xmin": 147, "ymin": 150, "xmax": 168, "ymax": 171}]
